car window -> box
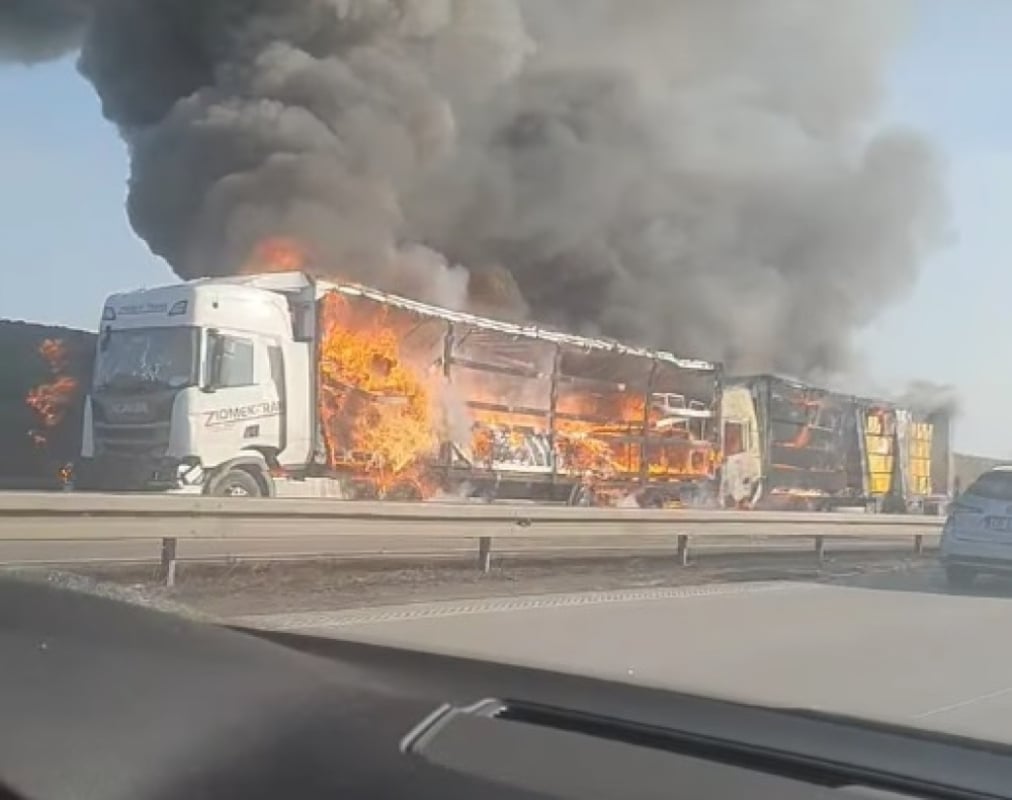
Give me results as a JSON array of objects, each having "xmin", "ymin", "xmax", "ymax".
[{"xmin": 966, "ymin": 472, "xmax": 1012, "ymax": 501}]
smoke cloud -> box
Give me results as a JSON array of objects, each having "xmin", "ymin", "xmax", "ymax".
[
  {"xmin": 2, "ymin": 0, "xmax": 946, "ymax": 375},
  {"xmin": 898, "ymin": 380, "xmax": 961, "ymax": 418},
  {"xmin": 0, "ymin": 0, "xmax": 92, "ymax": 62}
]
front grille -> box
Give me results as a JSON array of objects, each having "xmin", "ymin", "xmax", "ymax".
[{"xmin": 94, "ymin": 421, "xmax": 171, "ymax": 458}]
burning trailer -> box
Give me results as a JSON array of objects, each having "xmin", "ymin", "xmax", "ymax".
[
  {"xmin": 720, "ymin": 375, "xmax": 952, "ymax": 513},
  {"xmin": 0, "ymin": 321, "xmax": 92, "ymax": 490},
  {"xmin": 79, "ymin": 271, "xmax": 721, "ymax": 505},
  {"xmin": 317, "ymin": 283, "xmax": 720, "ymax": 505}
]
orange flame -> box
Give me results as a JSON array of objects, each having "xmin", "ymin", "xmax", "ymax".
[
  {"xmin": 318, "ymin": 292, "xmax": 437, "ymax": 497},
  {"xmin": 243, "ymin": 237, "xmax": 309, "ymax": 274},
  {"xmin": 25, "ymin": 339, "xmax": 79, "ymax": 449}
]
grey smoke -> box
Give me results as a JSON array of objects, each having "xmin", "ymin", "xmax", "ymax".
[
  {"xmin": 0, "ymin": 0, "xmax": 92, "ymax": 62},
  {"xmin": 2, "ymin": 0, "xmax": 947, "ymax": 376},
  {"xmin": 898, "ymin": 380, "xmax": 961, "ymax": 418}
]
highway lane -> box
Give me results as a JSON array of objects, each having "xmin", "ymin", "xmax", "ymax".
[
  {"xmin": 243, "ymin": 565, "xmax": 1012, "ymax": 745},
  {"xmin": 0, "ymin": 532, "xmax": 934, "ymax": 566}
]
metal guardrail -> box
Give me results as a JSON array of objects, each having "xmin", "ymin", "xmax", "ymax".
[{"xmin": 0, "ymin": 493, "xmax": 944, "ymax": 585}]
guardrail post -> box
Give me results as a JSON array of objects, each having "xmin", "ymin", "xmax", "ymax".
[
  {"xmin": 814, "ymin": 536, "xmax": 825, "ymax": 563},
  {"xmin": 676, "ymin": 535, "xmax": 689, "ymax": 566},
  {"xmin": 160, "ymin": 537, "xmax": 178, "ymax": 587},
  {"xmin": 914, "ymin": 534, "xmax": 924, "ymax": 556},
  {"xmin": 478, "ymin": 537, "xmax": 492, "ymax": 574}
]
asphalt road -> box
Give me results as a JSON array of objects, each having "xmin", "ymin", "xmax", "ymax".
[
  {"xmin": 0, "ymin": 533, "xmax": 930, "ymax": 566},
  {"xmin": 242, "ymin": 564, "xmax": 1012, "ymax": 745}
]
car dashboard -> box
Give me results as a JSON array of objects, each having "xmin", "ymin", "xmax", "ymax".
[{"xmin": 0, "ymin": 578, "xmax": 1010, "ymax": 800}]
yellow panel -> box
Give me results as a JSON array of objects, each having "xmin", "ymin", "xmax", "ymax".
[
  {"xmin": 865, "ymin": 435, "xmax": 893, "ymax": 456},
  {"xmin": 868, "ymin": 454, "xmax": 893, "ymax": 473},
  {"xmin": 870, "ymin": 475, "xmax": 892, "ymax": 494},
  {"xmin": 906, "ymin": 422, "xmax": 935, "ymax": 496}
]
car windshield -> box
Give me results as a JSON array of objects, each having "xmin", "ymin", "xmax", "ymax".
[
  {"xmin": 95, "ymin": 328, "xmax": 198, "ymax": 393},
  {"xmin": 8, "ymin": 0, "xmax": 1012, "ymax": 759}
]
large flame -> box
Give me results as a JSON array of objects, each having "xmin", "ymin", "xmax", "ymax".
[
  {"xmin": 25, "ymin": 338, "xmax": 79, "ymax": 448},
  {"xmin": 318, "ymin": 292, "xmax": 437, "ymax": 497}
]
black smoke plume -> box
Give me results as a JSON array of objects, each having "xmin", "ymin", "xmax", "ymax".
[{"xmin": 1, "ymin": 0, "xmax": 947, "ymax": 375}]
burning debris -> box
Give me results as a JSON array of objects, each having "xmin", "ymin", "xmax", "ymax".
[
  {"xmin": 2, "ymin": 0, "xmax": 946, "ymax": 378},
  {"xmin": 25, "ymin": 339, "xmax": 79, "ymax": 449}
]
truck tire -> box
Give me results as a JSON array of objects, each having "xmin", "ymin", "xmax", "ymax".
[
  {"xmin": 384, "ymin": 481, "xmax": 422, "ymax": 502},
  {"xmin": 210, "ymin": 469, "xmax": 263, "ymax": 498},
  {"xmin": 567, "ymin": 485, "xmax": 596, "ymax": 507},
  {"xmin": 945, "ymin": 564, "xmax": 976, "ymax": 590}
]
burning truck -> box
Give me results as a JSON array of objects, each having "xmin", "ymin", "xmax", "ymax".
[
  {"xmin": 76, "ymin": 271, "xmax": 721, "ymax": 505},
  {"xmin": 719, "ymin": 375, "xmax": 953, "ymax": 514}
]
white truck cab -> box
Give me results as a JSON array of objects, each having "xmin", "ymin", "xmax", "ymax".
[{"xmin": 79, "ymin": 273, "xmax": 315, "ymax": 495}]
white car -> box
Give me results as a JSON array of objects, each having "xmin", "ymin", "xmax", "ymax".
[{"xmin": 940, "ymin": 466, "xmax": 1012, "ymax": 587}]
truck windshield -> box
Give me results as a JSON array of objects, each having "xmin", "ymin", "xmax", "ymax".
[{"xmin": 94, "ymin": 327, "xmax": 198, "ymax": 393}]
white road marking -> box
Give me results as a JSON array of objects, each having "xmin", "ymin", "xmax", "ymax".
[
  {"xmin": 911, "ymin": 685, "xmax": 1012, "ymax": 719},
  {"xmin": 232, "ymin": 580, "xmax": 821, "ymax": 631}
]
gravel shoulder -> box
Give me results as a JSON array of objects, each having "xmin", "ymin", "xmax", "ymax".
[{"xmin": 1, "ymin": 548, "xmax": 937, "ymax": 621}]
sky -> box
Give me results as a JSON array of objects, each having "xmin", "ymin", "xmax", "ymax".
[
  {"xmin": 855, "ymin": 0, "xmax": 1012, "ymax": 456},
  {"xmin": 1, "ymin": 0, "xmax": 1010, "ymax": 455}
]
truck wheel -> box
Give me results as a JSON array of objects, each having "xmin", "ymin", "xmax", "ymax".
[
  {"xmin": 385, "ymin": 482, "xmax": 423, "ymax": 502},
  {"xmin": 568, "ymin": 485, "xmax": 596, "ymax": 507},
  {"xmin": 945, "ymin": 565, "xmax": 976, "ymax": 590},
  {"xmin": 211, "ymin": 469, "xmax": 263, "ymax": 498}
]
